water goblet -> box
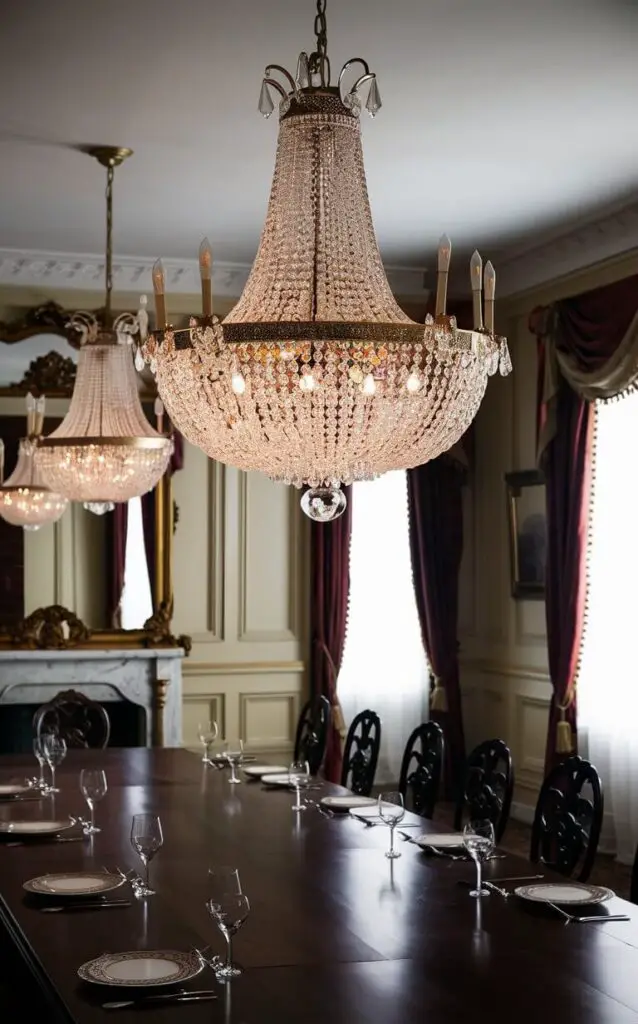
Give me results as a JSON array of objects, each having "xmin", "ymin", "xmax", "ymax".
[
  {"xmin": 130, "ymin": 813, "xmax": 163, "ymax": 896},
  {"xmin": 463, "ymin": 820, "xmax": 496, "ymax": 897},
  {"xmin": 32, "ymin": 736, "xmax": 50, "ymax": 792},
  {"xmin": 198, "ymin": 720, "xmax": 219, "ymax": 763},
  {"xmin": 79, "ymin": 769, "xmax": 107, "ymax": 834},
  {"xmin": 378, "ymin": 792, "xmax": 405, "ymax": 859},
  {"xmin": 209, "ymin": 866, "xmax": 243, "ymax": 897},
  {"xmin": 288, "ymin": 760, "xmax": 310, "ymax": 811},
  {"xmin": 224, "ymin": 740, "xmax": 244, "ymax": 784},
  {"xmin": 43, "ymin": 734, "xmax": 66, "ymax": 793},
  {"xmin": 205, "ymin": 892, "xmax": 250, "ymax": 978}
]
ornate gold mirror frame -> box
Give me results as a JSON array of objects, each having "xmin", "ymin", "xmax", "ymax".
[{"xmin": 0, "ymin": 302, "xmax": 190, "ymax": 652}]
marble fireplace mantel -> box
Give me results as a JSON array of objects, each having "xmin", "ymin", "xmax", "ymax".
[{"xmin": 0, "ymin": 648, "xmax": 183, "ymax": 747}]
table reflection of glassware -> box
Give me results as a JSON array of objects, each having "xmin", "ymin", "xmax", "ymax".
[
  {"xmin": 198, "ymin": 720, "xmax": 219, "ymax": 763},
  {"xmin": 130, "ymin": 813, "xmax": 163, "ymax": 896},
  {"xmin": 42, "ymin": 734, "xmax": 66, "ymax": 793},
  {"xmin": 378, "ymin": 792, "xmax": 405, "ymax": 859},
  {"xmin": 33, "ymin": 736, "xmax": 49, "ymax": 793},
  {"xmin": 224, "ymin": 740, "xmax": 244, "ymax": 784},
  {"xmin": 206, "ymin": 892, "xmax": 250, "ymax": 978},
  {"xmin": 79, "ymin": 769, "xmax": 107, "ymax": 834},
  {"xmin": 463, "ymin": 820, "xmax": 496, "ymax": 897},
  {"xmin": 288, "ymin": 761, "xmax": 310, "ymax": 811}
]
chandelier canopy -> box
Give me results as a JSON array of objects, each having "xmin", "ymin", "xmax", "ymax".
[
  {"xmin": 36, "ymin": 147, "xmax": 172, "ymax": 515},
  {"xmin": 0, "ymin": 394, "xmax": 68, "ymax": 531},
  {"xmin": 143, "ymin": 0, "xmax": 511, "ymax": 521}
]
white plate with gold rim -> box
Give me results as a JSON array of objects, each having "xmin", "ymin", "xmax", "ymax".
[
  {"xmin": 412, "ymin": 833, "xmax": 465, "ymax": 849},
  {"xmin": 243, "ymin": 765, "xmax": 289, "ymax": 778},
  {"xmin": 24, "ymin": 872, "xmax": 126, "ymax": 897},
  {"xmin": 320, "ymin": 795, "xmax": 377, "ymax": 812},
  {"xmin": 0, "ymin": 819, "xmax": 75, "ymax": 835},
  {"xmin": 0, "ymin": 784, "xmax": 34, "ymax": 799},
  {"xmin": 78, "ymin": 950, "xmax": 203, "ymax": 988},
  {"xmin": 514, "ymin": 882, "xmax": 614, "ymax": 905},
  {"xmin": 348, "ymin": 803, "xmax": 404, "ymax": 819}
]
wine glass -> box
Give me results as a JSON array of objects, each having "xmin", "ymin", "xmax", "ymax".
[
  {"xmin": 463, "ymin": 820, "xmax": 496, "ymax": 897},
  {"xmin": 224, "ymin": 740, "xmax": 244, "ymax": 784},
  {"xmin": 42, "ymin": 734, "xmax": 66, "ymax": 793},
  {"xmin": 378, "ymin": 792, "xmax": 405, "ymax": 859},
  {"xmin": 130, "ymin": 813, "xmax": 163, "ymax": 896},
  {"xmin": 79, "ymin": 769, "xmax": 107, "ymax": 834},
  {"xmin": 32, "ymin": 736, "xmax": 49, "ymax": 792},
  {"xmin": 198, "ymin": 720, "xmax": 219, "ymax": 763},
  {"xmin": 288, "ymin": 760, "xmax": 310, "ymax": 811},
  {"xmin": 205, "ymin": 892, "xmax": 250, "ymax": 978},
  {"xmin": 209, "ymin": 866, "xmax": 243, "ymax": 897}
]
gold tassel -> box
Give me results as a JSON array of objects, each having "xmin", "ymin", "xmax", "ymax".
[
  {"xmin": 430, "ymin": 678, "xmax": 448, "ymax": 713},
  {"xmin": 556, "ymin": 706, "xmax": 573, "ymax": 754}
]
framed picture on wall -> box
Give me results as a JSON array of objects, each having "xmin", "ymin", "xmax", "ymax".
[{"xmin": 505, "ymin": 469, "xmax": 546, "ymax": 600}]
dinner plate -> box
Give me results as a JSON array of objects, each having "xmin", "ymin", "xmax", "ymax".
[
  {"xmin": 0, "ymin": 783, "xmax": 34, "ymax": 799},
  {"xmin": 0, "ymin": 819, "xmax": 75, "ymax": 835},
  {"xmin": 78, "ymin": 950, "xmax": 203, "ymax": 988},
  {"xmin": 320, "ymin": 795, "xmax": 377, "ymax": 812},
  {"xmin": 243, "ymin": 765, "xmax": 289, "ymax": 778},
  {"xmin": 412, "ymin": 833, "xmax": 465, "ymax": 849},
  {"xmin": 24, "ymin": 872, "xmax": 126, "ymax": 897},
  {"xmin": 514, "ymin": 882, "xmax": 614, "ymax": 905},
  {"xmin": 260, "ymin": 774, "xmax": 296, "ymax": 787},
  {"xmin": 348, "ymin": 802, "xmax": 403, "ymax": 818}
]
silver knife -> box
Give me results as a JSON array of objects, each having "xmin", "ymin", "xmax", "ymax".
[
  {"xmin": 102, "ymin": 990, "xmax": 218, "ymax": 1010},
  {"xmin": 459, "ymin": 874, "xmax": 544, "ymax": 885},
  {"xmin": 41, "ymin": 900, "xmax": 131, "ymax": 912}
]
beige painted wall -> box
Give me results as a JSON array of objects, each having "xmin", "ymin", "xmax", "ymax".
[{"xmin": 458, "ymin": 251, "xmax": 638, "ymax": 821}]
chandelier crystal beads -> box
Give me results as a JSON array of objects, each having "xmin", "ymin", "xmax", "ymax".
[
  {"xmin": 143, "ymin": 0, "xmax": 511, "ymax": 521},
  {"xmin": 0, "ymin": 394, "xmax": 68, "ymax": 530}
]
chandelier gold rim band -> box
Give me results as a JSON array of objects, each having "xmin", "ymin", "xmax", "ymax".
[{"xmin": 37, "ymin": 437, "xmax": 170, "ymax": 450}]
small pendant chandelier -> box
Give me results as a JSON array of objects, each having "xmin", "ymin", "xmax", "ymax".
[
  {"xmin": 0, "ymin": 394, "xmax": 68, "ymax": 531},
  {"xmin": 143, "ymin": 0, "xmax": 511, "ymax": 522},
  {"xmin": 35, "ymin": 146, "xmax": 172, "ymax": 516}
]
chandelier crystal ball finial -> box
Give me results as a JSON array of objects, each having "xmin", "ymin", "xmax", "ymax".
[
  {"xmin": 143, "ymin": 1, "xmax": 511, "ymax": 522},
  {"xmin": 301, "ymin": 486, "xmax": 348, "ymax": 523}
]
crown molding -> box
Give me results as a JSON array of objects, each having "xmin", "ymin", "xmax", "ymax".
[
  {"xmin": 498, "ymin": 198, "xmax": 638, "ymax": 297},
  {"xmin": 0, "ymin": 247, "xmax": 430, "ymax": 304}
]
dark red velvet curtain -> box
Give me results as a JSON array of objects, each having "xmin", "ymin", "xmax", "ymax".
[
  {"xmin": 309, "ymin": 490, "xmax": 352, "ymax": 783},
  {"xmin": 532, "ymin": 274, "xmax": 638, "ymax": 771},
  {"xmin": 407, "ymin": 458, "xmax": 466, "ymax": 796}
]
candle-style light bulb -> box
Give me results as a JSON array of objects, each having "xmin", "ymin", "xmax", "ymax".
[
  {"xmin": 154, "ymin": 396, "xmax": 165, "ymax": 433},
  {"xmin": 470, "ymin": 250, "xmax": 484, "ymax": 331},
  {"xmin": 199, "ymin": 237, "xmax": 213, "ymax": 319},
  {"xmin": 34, "ymin": 395, "xmax": 45, "ymax": 437},
  {"xmin": 152, "ymin": 259, "xmax": 167, "ymax": 329},
  {"xmin": 25, "ymin": 392, "xmax": 36, "ymax": 437},
  {"xmin": 435, "ymin": 233, "xmax": 452, "ymax": 316},
  {"xmin": 484, "ymin": 261, "xmax": 496, "ymax": 333}
]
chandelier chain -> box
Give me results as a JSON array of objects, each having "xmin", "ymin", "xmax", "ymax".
[
  {"xmin": 314, "ymin": 0, "xmax": 327, "ymax": 60},
  {"xmin": 104, "ymin": 162, "xmax": 115, "ymax": 325}
]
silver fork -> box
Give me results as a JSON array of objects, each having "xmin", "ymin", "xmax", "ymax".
[
  {"xmin": 304, "ymin": 799, "xmax": 334, "ymax": 818},
  {"xmin": 546, "ymin": 902, "xmax": 630, "ymax": 924}
]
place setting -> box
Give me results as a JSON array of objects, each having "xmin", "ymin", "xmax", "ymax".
[{"xmin": 22, "ymin": 871, "xmax": 132, "ymax": 914}]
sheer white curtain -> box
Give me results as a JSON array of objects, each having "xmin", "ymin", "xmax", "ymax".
[
  {"xmin": 578, "ymin": 390, "xmax": 638, "ymax": 865},
  {"xmin": 337, "ymin": 470, "xmax": 429, "ymax": 786},
  {"xmin": 120, "ymin": 497, "xmax": 154, "ymax": 630}
]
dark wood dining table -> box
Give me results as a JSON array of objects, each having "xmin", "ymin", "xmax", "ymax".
[{"xmin": 1, "ymin": 747, "xmax": 638, "ymax": 1023}]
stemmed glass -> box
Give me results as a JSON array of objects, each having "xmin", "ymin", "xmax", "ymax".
[
  {"xmin": 224, "ymin": 740, "xmax": 244, "ymax": 784},
  {"xmin": 288, "ymin": 760, "xmax": 310, "ymax": 811},
  {"xmin": 378, "ymin": 792, "xmax": 405, "ymax": 859},
  {"xmin": 79, "ymin": 769, "xmax": 107, "ymax": 834},
  {"xmin": 32, "ymin": 736, "xmax": 50, "ymax": 792},
  {"xmin": 43, "ymin": 734, "xmax": 66, "ymax": 793},
  {"xmin": 209, "ymin": 866, "xmax": 243, "ymax": 897},
  {"xmin": 463, "ymin": 820, "xmax": 496, "ymax": 897},
  {"xmin": 130, "ymin": 813, "xmax": 163, "ymax": 896},
  {"xmin": 198, "ymin": 720, "xmax": 219, "ymax": 763},
  {"xmin": 206, "ymin": 892, "xmax": 250, "ymax": 978}
]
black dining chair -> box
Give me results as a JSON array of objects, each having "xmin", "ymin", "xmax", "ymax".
[
  {"xmin": 530, "ymin": 755, "xmax": 603, "ymax": 882},
  {"xmin": 33, "ymin": 689, "xmax": 111, "ymax": 749},
  {"xmin": 631, "ymin": 845, "xmax": 638, "ymax": 905},
  {"xmin": 293, "ymin": 695, "xmax": 331, "ymax": 775},
  {"xmin": 398, "ymin": 721, "xmax": 444, "ymax": 819},
  {"xmin": 340, "ymin": 709, "xmax": 381, "ymax": 796},
  {"xmin": 454, "ymin": 738, "xmax": 514, "ymax": 843}
]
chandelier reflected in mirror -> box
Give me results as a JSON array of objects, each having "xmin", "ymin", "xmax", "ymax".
[
  {"xmin": 143, "ymin": 0, "xmax": 511, "ymax": 521},
  {"xmin": 35, "ymin": 147, "xmax": 173, "ymax": 516},
  {"xmin": 0, "ymin": 394, "xmax": 68, "ymax": 530}
]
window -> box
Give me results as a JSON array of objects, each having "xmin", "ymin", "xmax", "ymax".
[
  {"xmin": 337, "ymin": 470, "xmax": 429, "ymax": 785},
  {"xmin": 120, "ymin": 497, "xmax": 153, "ymax": 630},
  {"xmin": 578, "ymin": 390, "xmax": 638, "ymax": 864}
]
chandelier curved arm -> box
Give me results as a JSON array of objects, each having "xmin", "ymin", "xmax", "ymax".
[
  {"xmin": 337, "ymin": 57, "xmax": 371, "ymax": 99},
  {"xmin": 66, "ymin": 311, "xmax": 98, "ymax": 346},
  {"xmin": 264, "ymin": 65, "xmax": 296, "ymax": 97}
]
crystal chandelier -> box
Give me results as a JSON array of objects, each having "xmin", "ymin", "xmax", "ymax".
[
  {"xmin": 0, "ymin": 394, "xmax": 68, "ymax": 530},
  {"xmin": 35, "ymin": 147, "xmax": 172, "ymax": 516},
  {"xmin": 143, "ymin": 1, "xmax": 511, "ymax": 522}
]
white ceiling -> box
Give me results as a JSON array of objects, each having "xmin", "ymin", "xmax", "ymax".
[{"xmin": 1, "ymin": 0, "xmax": 637, "ymax": 279}]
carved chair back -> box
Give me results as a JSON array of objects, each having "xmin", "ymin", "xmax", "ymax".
[
  {"xmin": 530, "ymin": 755, "xmax": 603, "ymax": 882},
  {"xmin": 341, "ymin": 709, "xmax": 381, "ymax": 797},
  {"xmin": 454, "ymin": 738, "xmax": 514, "ymax": 842},
  {"xmin": 398, "ymin": 721, "xmax": 445, "ymax": 819},
  {"xmin": 33, "ymin": 689, "xmax": 111, "ymax": 749},
  {"xmin": 293, "ymin": 695, "xmax": 331, "ymax": 775}
]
